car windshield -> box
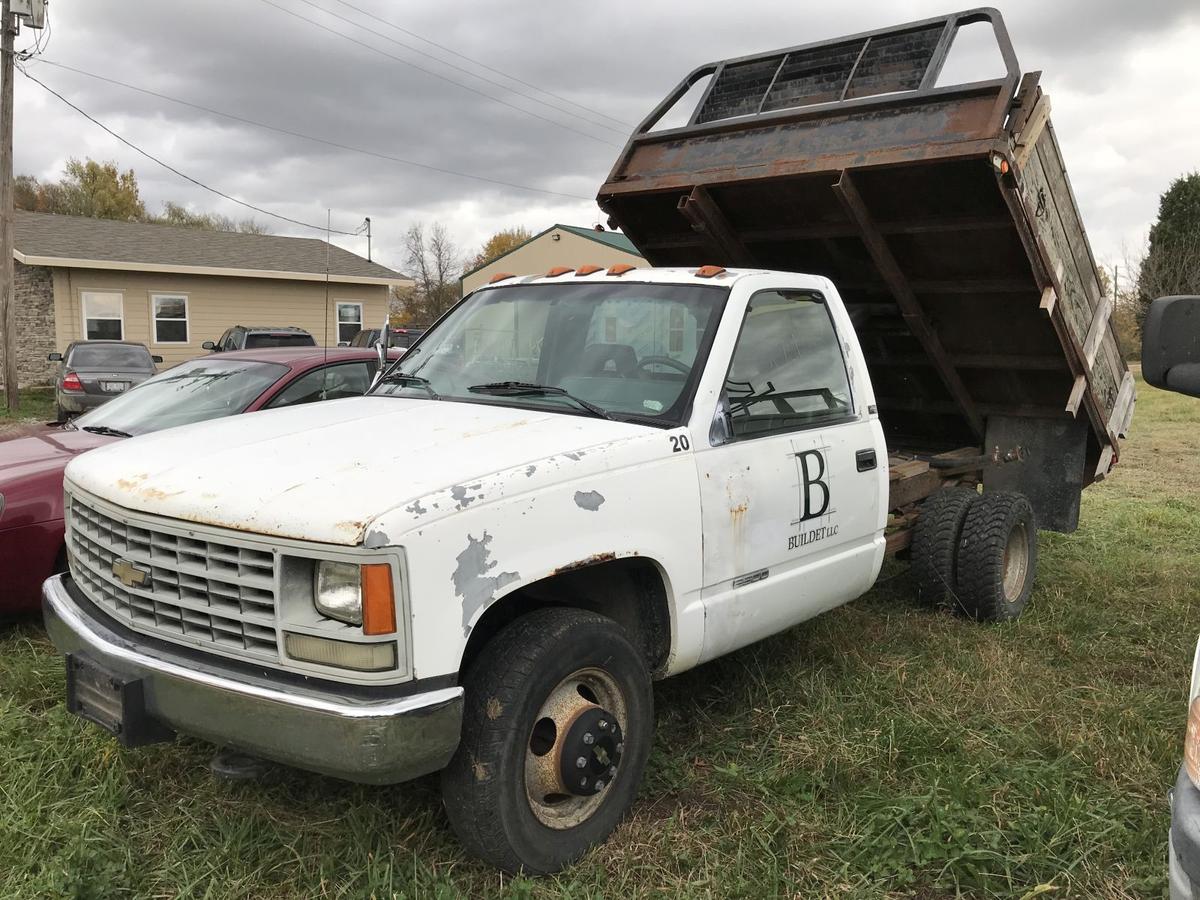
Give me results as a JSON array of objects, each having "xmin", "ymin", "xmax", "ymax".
[
  {"xmin": 72, "ymin": 358, "xmax": 288, "ymax": 436},
  {"xmin": 244, "ymin": 333, "xmax": 315, "ymax": 349},
  {"xmin": 68, "ymin": 345, "xmax": 153, "ymax": 369},
  {"xmin": 371, "ymin": 282, "xmax": 728, "ymax": 425}
]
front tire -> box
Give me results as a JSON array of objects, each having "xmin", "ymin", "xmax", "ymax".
[
  {"xmin": 441, "ymin": 607, "xmax": 653, "ymax": 874},
  {"xmin": 954, "ymin": 491, "xmax": 1037, "ymax": 622}
]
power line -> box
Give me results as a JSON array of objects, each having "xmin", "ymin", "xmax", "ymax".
[
  {"xmin": 18, "ymin": 65, "xmax": 364, "ymax": 236},
  {"xmin": 327, "ymin": 0, "xmax": 632, "ymax": 130},
  {"xmin": 256, "ymin": 0, "xmax": 621, "ymax": 147},
  {"xmin": 301, "ymin": 0, "xmax": 628, "ymax": 135},
  {"xmin": 32, "ymin": 59, "xmax": 595, "ymax": 202}
]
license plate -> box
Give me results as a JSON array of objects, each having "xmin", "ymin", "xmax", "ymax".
[
  {"xmin": 100, "ymin": 381, "xmax": 128, "ymax": 393},
  {"xmin": 65, "ymin": 654, "xmax": 173, "ymax": 747}
]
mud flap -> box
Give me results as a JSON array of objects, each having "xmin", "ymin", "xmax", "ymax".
[{"xmin": 983, "ymin": 416, "xmax": 1088, "ymax": 533}]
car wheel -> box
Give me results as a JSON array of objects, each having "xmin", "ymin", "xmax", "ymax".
[
  {"xmin": 954, "ymin": 491, "xmax": 1038, "ymax": 622},
  {"xmin": 910, "ymin": 487, "xmax": 979, "ymax": 607},
  {"xmin": 441, "ymin": 607, "xmax": 653, "ymax": 874}
]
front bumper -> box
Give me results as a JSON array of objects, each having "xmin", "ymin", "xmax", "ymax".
[
  {"xmin": 1172, "ymin": 766, "xmax": 1200, "ymax": 899},
  {"xmin": 43, "ymin": 574, "xmax": 463, "ymax": 784}
]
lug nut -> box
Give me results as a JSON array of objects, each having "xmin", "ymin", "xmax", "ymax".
[
  {"xmin": 595, "ymin": 779, "xmax": 606, "ymax": 791},
  {"xmin": 580, "ymin": 777, "xmax": 588, "ymax": 788},
  {"xmin": 598, "ymin": 720, "xmax": 608, "ymax": 730},
  {"xmin": 576, "ymin": 756, "xmax": 587, "ymax": 768},
  {"xmin": 583, "ymin": 733, "xmax": 594, "ymax": 745}
]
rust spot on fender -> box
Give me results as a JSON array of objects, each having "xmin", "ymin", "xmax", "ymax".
[
  {"xmin": 334, "ymin": 520, "xmax": 368, "ymax": 538},
  {"xmin": 139, "ymin": 487, "xmax": 183, "ymax": 501},
  {"xmin": 553, "ymin": 551, "xmax": 617, "ymax": 575}
]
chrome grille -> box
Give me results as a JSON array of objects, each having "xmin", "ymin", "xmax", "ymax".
[{"xmin": 67, "ymin": 492, "xmax": 280, "ymax": 661}]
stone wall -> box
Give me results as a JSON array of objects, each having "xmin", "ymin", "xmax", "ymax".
[{"xmin": 0, "ymin": 261, "xmax": 56, "ymax": 388}]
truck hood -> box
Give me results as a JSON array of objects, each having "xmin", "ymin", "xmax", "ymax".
[{"xmin": 64, "ymin": 397, "xmax": 651, "ymax": 544}]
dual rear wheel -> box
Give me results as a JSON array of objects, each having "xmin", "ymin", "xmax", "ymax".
[{"xmin": 911, "ymin": 488, "xmax": 1037, "ymax": 621}]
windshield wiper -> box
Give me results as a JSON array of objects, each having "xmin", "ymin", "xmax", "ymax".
[
  {"xmin": 376, "ymin": 371, "xmax": 440, "ymax": 399},
  {"xmin": 81, "ymin": 425, "xmax": 133, "ymax": 438},
  {"xmin": 468, "ymin": 382, "xmax": 615, "ymax": 421}
]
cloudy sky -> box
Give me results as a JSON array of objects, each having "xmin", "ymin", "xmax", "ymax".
[{"xmin": 12, "ymin": 0, "xmax": 1200, "ymax": 283}]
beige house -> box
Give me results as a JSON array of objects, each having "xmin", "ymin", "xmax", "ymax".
[
  {"xmin": 7, "ymin": 210, "xmax": 410, "ymax": 385},
  {"xmin": 461, "ymin": 224, "xmax": 645, "ymax": 294}
]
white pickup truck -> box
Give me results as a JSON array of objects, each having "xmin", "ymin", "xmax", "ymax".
[
  {"xmin": 50, "ymin": 266, "xmax": 1038, "ymax": 871},
  {"xmin": 44, "ymin": 10, "xmax": 1135, "ymax": 874}
]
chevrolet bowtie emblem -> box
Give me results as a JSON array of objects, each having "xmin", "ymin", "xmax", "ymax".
[{"xmin": 112, "ymin": 558, "xmax": 151, "ymax": 589}]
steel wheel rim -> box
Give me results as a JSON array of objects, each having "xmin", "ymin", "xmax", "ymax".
[
  {"xmin": 523, "ymin": 666, "xmax": 627, "ymax": 829},
  {"xmin": 1002, "ymin": 522, "xmax": 1030, "ymax": 603}
]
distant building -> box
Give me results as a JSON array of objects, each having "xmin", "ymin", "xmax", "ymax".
[
  {"xmin": 5, "ymin": 210, "xmax": 411, "ymax": 386},
  {"xmin": 460, "ymin": 224, "xmax": 645, "ymax": 294}
]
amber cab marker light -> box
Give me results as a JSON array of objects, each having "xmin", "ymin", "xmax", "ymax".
[
  {"xmin": 575, "ymin": 264, "xmax": 603, "ymax": 276},
  {"xmin": 361, "ymin": 564, "xmax": 397, "ymax": 635},
  {"xmin": 545, "ymin": 266, "xmax": 574, "ymax": 277},
  {"xmin": 606, "ymin": 264, "xmax": 637, "ymax": 276},
  {"xmin": 489, "ymin": 272, "xmax": 516, "ymax": 284},
  {"xmin": 695, "ymin": 265, "xmax": 726, "ymax": 278}
]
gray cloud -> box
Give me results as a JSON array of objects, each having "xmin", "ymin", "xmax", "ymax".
[{"xmin": 14, "ymin": 0, "xmax": 1200, "ymax": 273}]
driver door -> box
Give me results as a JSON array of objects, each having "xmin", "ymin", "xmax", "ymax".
[{"xmin": 694, "ymin": 289, "xmax": 887, "ymax": 664}]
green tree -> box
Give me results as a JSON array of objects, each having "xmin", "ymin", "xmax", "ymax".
[
  {"xmin": 470, "ymin": 226, "xmax": 532, "ymax": 272},
  {"xmin": 1137, "ymin": 172, "xmax": 1200, "ymax": 323},
  {"xmin": 14, "ymin": 159, "xmax": 144, "ymax": 220},
  {"xmin": 58, "ymin": 159, "xmax": 146, "ymax": 220},
  {"xmin": 153, "ymin": 201, "xmax": 268, "ymax": 234}
]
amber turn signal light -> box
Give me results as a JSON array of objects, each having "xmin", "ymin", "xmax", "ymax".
[{"xmin": 361, "ymin": 563, "xmax": 397, "ymax": 635}]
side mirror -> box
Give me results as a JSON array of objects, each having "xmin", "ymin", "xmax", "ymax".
[
  {"xmin": 201, "ymin": 341, "xmax": 216, "ymax": 351},
  {"xmin": 1142, "ymin": 295, "xmax": 1200, "ymax": 397},
  {"xmin": 152, "ymin": 355, "xmax": 163, "ymax": 363},
  {"xmin": 47, "ymin": 352, "xmax": 62, "ymax": 361},
  {"xmin": 337, "ymin": 341, "xmax": 350, "ymax": 347}
]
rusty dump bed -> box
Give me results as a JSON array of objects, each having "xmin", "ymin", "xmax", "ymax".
[{"xmin": 598, "ymin": 8, "xmax": 1134, "ymax": 525}]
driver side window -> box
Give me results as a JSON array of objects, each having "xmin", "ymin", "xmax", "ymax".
[
  {"xmin": 266, "ymin": 362, "xmax": 373, "ymax": 409},
  {"xmin": 723, "ymin": 290, "xmax": 852, "ymax": 438}
]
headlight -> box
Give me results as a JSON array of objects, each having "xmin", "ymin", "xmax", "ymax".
[
  {"xmin": 314, "ymin": 561, "xmax": 363, "ymax": 625},
  {"xmin": 313, "ymin": 560, "xmax": 398, "ymax": 636}
]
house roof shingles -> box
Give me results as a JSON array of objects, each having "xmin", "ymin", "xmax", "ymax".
[{"xmin": 13, "ymin": 210, "xmax": 407, "ymax": 284}]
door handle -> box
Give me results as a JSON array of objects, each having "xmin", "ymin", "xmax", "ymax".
[{"xmin": 855, "ymin": 448, "xmax": 877, "ymax": 472}]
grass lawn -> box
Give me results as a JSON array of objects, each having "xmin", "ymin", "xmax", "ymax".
[
  {"xmin": 0, "ymin": 375, "xmax": 1195, "ymax": 898},
  {"xmin": 0, "ymin": 388, "xmax": 56, "ymax": 428}
]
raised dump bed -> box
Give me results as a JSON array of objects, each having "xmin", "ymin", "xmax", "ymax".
[{"xmin": 597, "ymin": 7, "xmax": 1134, "ymax": 531}]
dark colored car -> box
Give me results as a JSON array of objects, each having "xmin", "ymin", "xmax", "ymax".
[
  {"xmin": 349, "ymin": 326, "xmax": 426, "ymax": 350},
  {"xmin": 0, "ymin": 346, "xmax": 399, "ymax": 616},
  {"xmin": 48, "ymin": 341, "xmax": 162, "ymax": 421},
  {"xmin": 203, "ymin": 325, "xmax": 317, "ymax": 352}
]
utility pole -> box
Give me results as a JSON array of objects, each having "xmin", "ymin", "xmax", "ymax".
[
  {"xmin": 1, "ymin": 0, "xmax": 16, "ymax": 413},
  {"xmin": 365, "ymin": 216, "xmax": 372, "ymax": 262}
]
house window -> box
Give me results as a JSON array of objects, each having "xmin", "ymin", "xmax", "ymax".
[
  {"xmin": 337, "ymin": 302, "xmax": 363, "ymax": 345},
  {"xmin": 151, "ymin": 294, "xmax": 189, "ymax": 343},
  {"xmin": 82, "ymin": 291, "xmax": 123, "ymax": 340}
]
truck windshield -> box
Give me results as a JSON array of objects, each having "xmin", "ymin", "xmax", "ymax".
[
  {"xmin": 371, "ymin": 282, "xmax": 728, "ymax": 425},
  {"xmin": 71, "ymin": 358, "xmax": 288, "ymax": 436}
]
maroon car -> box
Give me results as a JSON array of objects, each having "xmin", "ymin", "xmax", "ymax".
[{"xmin": 0, "ymin": 347, "xmax": 399, "ymax": 615}]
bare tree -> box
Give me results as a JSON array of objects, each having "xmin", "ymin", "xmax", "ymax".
[{"xmin": 397, "ymin": 222, "xmax": 462, "ymax": 325}]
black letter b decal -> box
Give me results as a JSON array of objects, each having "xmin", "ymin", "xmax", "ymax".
[{"xmin": 798, "ymin": 450, "xmax": 830, "ymax": 521}]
